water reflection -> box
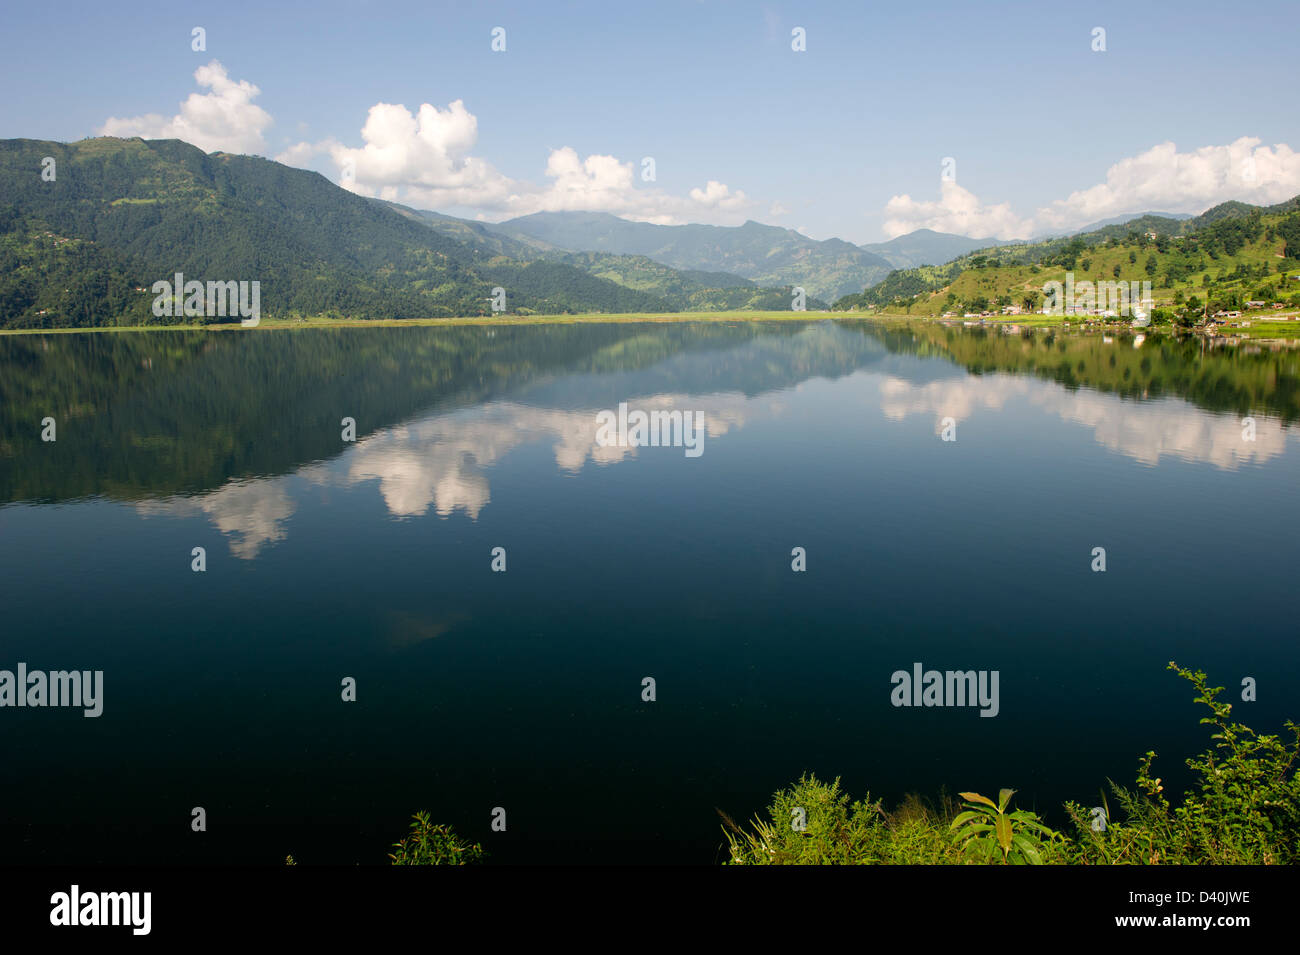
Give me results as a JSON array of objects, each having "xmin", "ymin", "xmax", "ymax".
[
  {"xmin": 4, "ymin": 321, "xmax": 1298, "ymax": 553},
  {"xmin": 879, "ymin": 373, "xmax": 1290, "ymax": 468},
  {"xmin": 128, "ymin": 354, "xmax": 1296, "ymax": 561},
  {"xmin": 134, "ymin": 392, "xmax": 770, "ymax": 556},
  {"xmin": 136, "ymin": 479, "xmax": 296, "ymax": 559}
]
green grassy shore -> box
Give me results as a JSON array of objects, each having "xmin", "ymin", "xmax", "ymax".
[
  {"xmin": 0, "ymin": 310, "xmax": 834, "ymax": 334},
  {"xmin": 5, "ymin": 309, "xmax": 1300, "ymax": 341}
]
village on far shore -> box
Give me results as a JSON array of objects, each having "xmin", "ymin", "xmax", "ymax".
[{"xmin": 842, "ymin": 212, "xmax": 1300, "ymax": 346}]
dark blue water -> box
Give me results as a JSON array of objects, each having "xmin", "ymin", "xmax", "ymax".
[{"xmin": 1, "ymin": 321, "xmax": 1297, "ymax": 864}]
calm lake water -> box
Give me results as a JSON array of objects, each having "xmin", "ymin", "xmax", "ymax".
[{"xmin": 1, "ymin": 320, "xmax": 1298, "ymax": 864}]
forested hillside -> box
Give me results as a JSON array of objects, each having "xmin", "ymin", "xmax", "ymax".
[
  {"xmin": 389, "ymin": 204, "xmax": 822, "ymax": 310},
  {"xmin": 0, "ymin": 137, "xmax": 497, "ymax": 325},
  {"xmin": 0, "ymin": 138, "xmax": 807, "ymax": 328},
  {"xmin": 835, "ymin": 198, "xmax": 1300, "ymax": 322},
  {"xmin": 488, "ymin": 211, "xmax": 892, "ymax": 300},
  {"xmin": 858, "ymin": 228, "xmax": 1010, "ymax": 269}
]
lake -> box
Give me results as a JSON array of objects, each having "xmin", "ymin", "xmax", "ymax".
[{"xmin": 1, "ymin": 319, "xmax": 1297, "ymax": 864}]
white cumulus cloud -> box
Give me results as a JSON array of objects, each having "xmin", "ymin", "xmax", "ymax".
[
  {"xmin": 689, "ymin": 180, "xmax": 749, "ymax": 210},
  {"xmin": 97, "ymin": 68, "xmax": 752, "ymax": 224},
  {"xmin": 1036, "ymin": 138, "xmax": 1300, "ymax": 231},
  {"xmin": 98, "ymin": 60, "xmax": 272, "ymax": 155},
  {"xmin": 279, "ymin": 99, "xmax": 753, "ymax": 224},
  {"xmin": 883, "ymin": 180, "xmax": 1032, "ymax": 240},
  {"xmin": 882, "ymin": 138, "xmax": 1300, "ymax": 239}
]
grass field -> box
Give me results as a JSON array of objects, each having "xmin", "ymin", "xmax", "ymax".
[
  {"xmin": 866, "ymin": 309, "xmax": 1300, "ymax": 338},
  {"xmin": 5, "ymin": 309, "xmax": 1300, "ymax": 339},
  {"xmin": 0, "ymin": 311, "xmax": 834, "ymax": 334}
]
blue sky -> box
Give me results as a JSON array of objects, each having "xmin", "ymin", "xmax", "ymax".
[{"xmin": 2, "ymin": 0, "xmax": 1296, "ymax": 243}]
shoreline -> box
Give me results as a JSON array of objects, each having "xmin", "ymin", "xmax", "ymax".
[
  {"xmin": 3, "ymin": 310, "xmax": 1299, "ymax": 341},
  {"xmin": 0, "ymin": 311, "xmax": 835, "ymax": 334}
]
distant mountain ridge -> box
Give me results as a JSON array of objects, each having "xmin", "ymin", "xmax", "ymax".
[
  {"xmin": 1038, "ymin": 211, "xmax": 1193, "ymax": 238},
  {"xmin": 485, "ymin": 211, "xmax": 894, "ymax": 301},
  {"xmin": 385, "ymin": 203, "xmax": 826, "ymax": 310},
  {"xmin": 859, "ymin": 228, "xmax": 1014, "ymax": 269}
]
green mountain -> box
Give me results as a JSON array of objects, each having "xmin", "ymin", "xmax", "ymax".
[
  {"xmin": 0, "ymin": 137, "xmax": 692, "ymax": 327},
  {"xmin": 1044, "ymin": 211, "xmax": 1192, "ymax": 237},
  {"xmin": 541, "ymin": 251, "xmax": 827, "ymax": 310},
  {"xmin": 486, "ymin": 211, "xmax": 893, "ymax": 301},
  {"xmin": 378, "ymin": 202, "xmax": 547, "ymax": 261},
  {"xmin": 859, "ymin": 228, "xmax": 1011, "ymax": 269},
  {"xmin": 386, "ymin": 203, "xmax": 823, "ymax": 309},
  {"xmin": 834, "ymin": 198, "xmax": 1300, "ymax": 321}
]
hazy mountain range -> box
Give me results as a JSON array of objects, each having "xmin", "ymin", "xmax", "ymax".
[
  {"xmin": 1052, "ymin": 212, "xmax": 1193, "ymax": 236},
  {"xmin": 859, "ymin": 229, "xmax": 1014, "ymax": 270},
  {"xmin": 480, "ymin": 211, "xmax": 895, "ymax": 301}
]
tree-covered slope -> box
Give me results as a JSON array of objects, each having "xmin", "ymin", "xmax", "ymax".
[
  {"xmin": 487, "ymin": 211, "xmax": 893, "ymax": 301},
  {"xmin": 0, "ymin": 137, "xmax": 689, "ymax": 326},
  {"xmin": 389, "ymin": 203, "xmax": 823, "ymax": 310},
  {"xmin": 835, "ymin": 199, "xmax": 1300, "ymax": 321},
  {"xmin": 859, "ymin": 228, "xmax": 1011, "ymax": 269}
]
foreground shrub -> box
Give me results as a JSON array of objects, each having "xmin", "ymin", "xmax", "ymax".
[
  {"xmin": 720, "ymin": 776, "xmax": 977, "ymax": 864},
  {"xmin": 1065, "ymin": 662, "xmax": 1300, "ymax": 865},
  {"xmin": 724, "ymin": 662, "xmax": 1298, "ymax": 865},
  {"xmin": 388, "ymin": 811, "xmax": 484, "ymax": 865}
]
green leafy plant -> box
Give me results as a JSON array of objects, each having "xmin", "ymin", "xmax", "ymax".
[
  {"xmin": 719, "ymin": 774, "xmax": 885, "ymax": 865},
  {"xmin": 388, "ymin": 811, "xmax": 484, "ymax": 866},
  {"xmin": 1066, "ymin": 662, "xmax": 1299, "ymax": 865},
  {"xmin": 950, "ymin": 789, "xmax": 1060, "ymax": 864},
  {"xmin": 725, "ymin": 664, "xmax": 1296, "ymax": 866},
  {"xmin": 720, "ymin": 775, "xmax": 972, "ymax": 865},
  {"xmin": 1167, "ymin": 662, "xmax": 1300, "ymax": 862}
]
